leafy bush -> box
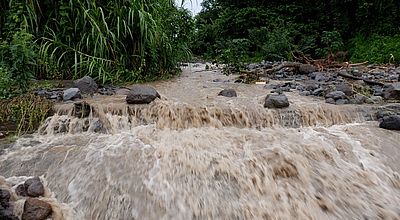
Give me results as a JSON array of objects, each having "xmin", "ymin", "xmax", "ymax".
[
  {"xmin": 316, "ymin": 31, "xmax": 344, "ymax": 57},
  {"xmin": 350, "ymin": 35, "xmax": 400, "ymax": 64},
  {"xmin": 0, "ymin": 67, "xmax": 13, "ymax": 99},
  {"xmin": 0, "ymin": 30, "xmax": 37, "ymax": 96}
]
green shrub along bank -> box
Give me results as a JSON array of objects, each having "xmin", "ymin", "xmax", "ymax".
[
  {"xmin": 192, "ymin": 0, "xmax": 400, "ymax": 65},
  {"xmin": 0, "ymin": 0, "xmax": 194, "ymax": 89},
  {"xmin": 350, "ymin": 35, "xmax": 400, "ymax": 64}
]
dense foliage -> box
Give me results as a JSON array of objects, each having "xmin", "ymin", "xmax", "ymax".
[
  {"xmin": 192, "ymin": 0, "xmax": 400, "ymax": 64},
  {"xmin": 0, "ymin": 0, "xmax": 194, "ymax": 89}
]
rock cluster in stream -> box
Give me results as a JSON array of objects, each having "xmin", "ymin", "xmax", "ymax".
[
  {"xmin": 240, "ymin": 62, "xmax": 400, "ymax": 106},
  {"xmin": 0, "ymin": 177, "xmax": 53, "ymax": 220}
]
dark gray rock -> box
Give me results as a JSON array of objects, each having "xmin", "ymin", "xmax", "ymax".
[
  {"xmin": 325, "ymin": 91, "xmax": 346, "ymax": 100},
  {"xmin": 336, "ymin": 83, "xmax": 353, "ymax": 96},
  {"xmin": 63, "ymin": 88, "xmax": 81, "ymax": 101},
  {"xmin": 126, "ymin": 85, "xmax": 160, "ymax": 104},
  {"xmin": 16, "ymin": 177, "xmax": 45, "ymax": 198},
  {"xmin": 0, "ymin": 205, "xmax": 18, "ymax": 220},
  {"xmin": 22, "ymin": 198, "xmax": 52, "ymax": 220},
  {"xmin": 376, "ymin": 110, "xmax": 397, "ymax": 120},
  {"xmin": 312, "ymin": 88, "xmax": 325, "ymax": 96},
  {"xmin": 305, "ymin": 83, "xmax": 319, "ymax": 92},
  {"xmin": 335, "ymin": 99, "xmax": 349, "ymax": 105},
  {"xmin": 0, "ymin": 189, "xmax": 11, "ymax": 208},
  {"xmin": 26, "ymin": 177, "xmax": 45, "ymax": 197},
  {"xmin": 354, "ymin": 94, "xmax": 367, "ymax": 104},
  {"xmin": 299, "ymin": 91, "xmax": 311, "ymax": 96},
  {"xmin": 218, "ymin": 89, "xmax": 237, "ymax": 97},
  {"xmin": 382, "ymin": 83, "xmax": 400, "ymax": 100},
  {"xmin": 298, "ymin": 64, "xmax": 317, "ymax": 74},
  {"xmin": 73, "ymin": 76, "xmax": 98, "ymax": 95},
  {"xmin": 325, "ymin": 98, "xmax": 336, "ymax": 104},
  {"xmin": 264, "ymin": 94, "xmax": 289, "ymax": 108},
  {"xmin": 379, "ymin": 115, "xmax": 400, "ymax": 130}
]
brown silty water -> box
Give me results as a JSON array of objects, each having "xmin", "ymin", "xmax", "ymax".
[{"xmin": 1, "ymin": 64, "xmax": 400, "ymax": 219}]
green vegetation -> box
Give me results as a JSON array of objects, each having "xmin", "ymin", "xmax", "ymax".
[
  {"xmin": 192, "ymin": 0, "xmax": 400, "ymax": 64},
  {"xmin": 0, "ymin": 0, "xmax": 194, "ymax": 137},
  {"xmin": 0, "ymin": 0, "xmax": 194, "ymax": 90},
  {"xmin": 0, "ymin": 94, "xmax": 53, "ymax": 135}
]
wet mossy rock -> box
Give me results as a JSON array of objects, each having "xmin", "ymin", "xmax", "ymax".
[{"xmin": 126, "ymin": 85, "xmax": 161, "ymax": 104}]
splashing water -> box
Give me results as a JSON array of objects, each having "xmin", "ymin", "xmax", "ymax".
[{"xmin": 1, "ymin": 64, "xmax": 399, "ymax": 219}]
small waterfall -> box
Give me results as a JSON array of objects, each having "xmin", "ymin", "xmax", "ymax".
[{"xmin": 39, "ymin": 100, "xmax": 376, "ymax": 135}]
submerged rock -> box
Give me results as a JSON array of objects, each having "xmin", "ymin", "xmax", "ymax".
[
  {"xmin": 218, "ymin": 89, "xmax": 237, "ymax": 97},
  {"xmin": 126, "ymin": 85, "xmax": 160, "ymax": 104},
  {"xmin": 73, "ymin": 76, "xmax": 98, "ymax": 95},
  {"xmin": 22, "ymin": 198, "xmax": 52, "ymax": 220},
  {"xmin": 379, "ymin": 115, "xmax": 400, "ymax": 130},
  {"xmin": 63, "ymin": 88, "xmax": 81, "ymax": 101},
  {"xmin": 264, "ymin": 94, "xmax": 289, "ymax": 108}
]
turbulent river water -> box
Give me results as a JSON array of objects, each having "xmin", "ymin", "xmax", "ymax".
[{"xmin": 1, "ymin": 64, "xmax": 400, "ymax": 219}]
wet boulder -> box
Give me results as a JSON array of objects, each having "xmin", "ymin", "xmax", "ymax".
[
  {"xmin": 63, "ymin": 88, "xmax": 81, "ymax": 101},
  {"xmin": 22, "ymin": 198, "xmax": 52, "ymax": 220},
  {"xmin": 379, "ymin": 115, "xmax": 400, "ymax": 130},
  {"xmin": 126, "ymin": 85, "xmax": 160, "ymax": 104},
  {"xmin": 73, "ymin": 76, "xmax": 98, "ymax": 95},
  {"xmin": 382, "ymin": 83, "xmax": 400, "ymax": 100},
  {"xmin": 218, "ymin": 89, "xmax": 237, "ymax": 97},
  {"xmin": 264, "ymin": 94, "xmax": 289, "ymax": 108},
  {"xmin": 16, "ymin": 177, "xmax": 45, "ymax": 198},
  {"xmin": 0, "ymin": 205, "xmax": 18, "ymax": 220},
  {"xmin": 0, "ymin": 189, "xmax": 11, "ymax": 208}
]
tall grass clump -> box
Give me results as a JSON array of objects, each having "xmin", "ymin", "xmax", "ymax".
[{"xmin": 0, "ymin": 0, "xmax": 194, "ymax": 84}]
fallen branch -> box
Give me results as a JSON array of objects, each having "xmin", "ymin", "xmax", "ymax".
[{"xmin": 337, "ymin": 71, "xmax": 384, "ymax": 86}]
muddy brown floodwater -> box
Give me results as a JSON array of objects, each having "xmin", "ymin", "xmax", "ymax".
[{"xmin": 1, "ymin": 64, "xmax": 399, "ymax": 219}]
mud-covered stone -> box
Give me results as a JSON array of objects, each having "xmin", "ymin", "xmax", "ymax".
[{"xmin": 22, "ymin": 198, "xmax": 52, "ymax": 220}]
